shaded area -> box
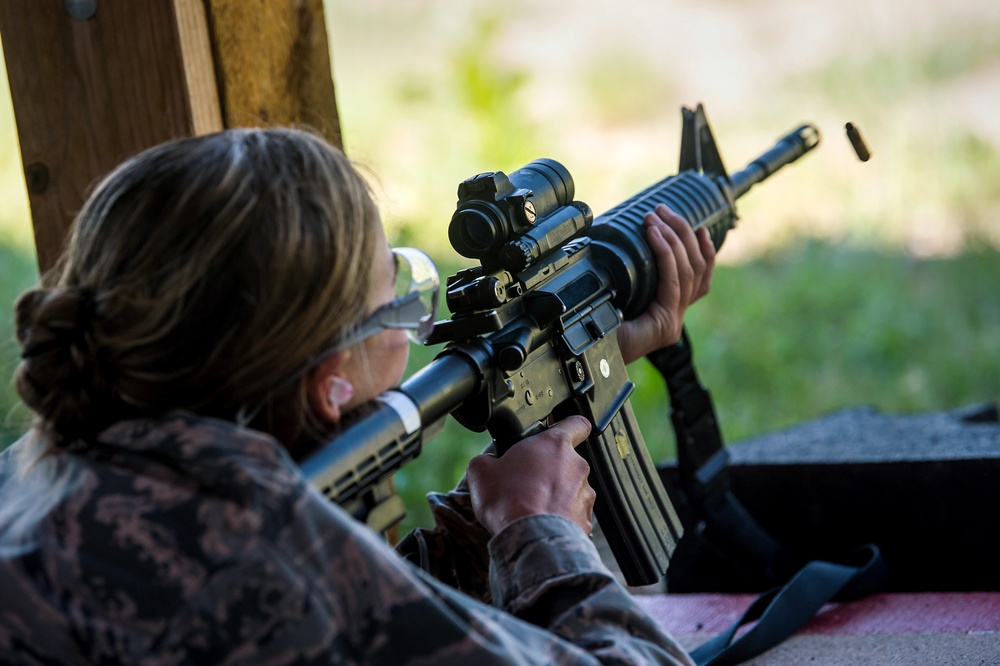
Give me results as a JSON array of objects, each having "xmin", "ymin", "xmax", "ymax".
[{"xmin": 661, "ymin": 404, "xmax": 1000, "ymax": 593}]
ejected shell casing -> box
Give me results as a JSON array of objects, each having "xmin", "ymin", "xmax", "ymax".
[{"xmin": 846, "ymin": 122, "xmax": 871, "ymax": 162}]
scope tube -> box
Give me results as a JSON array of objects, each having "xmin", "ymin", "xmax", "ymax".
[{"xmin": 450, "ymin": 159, "xmax": 576, "ymax": 262}]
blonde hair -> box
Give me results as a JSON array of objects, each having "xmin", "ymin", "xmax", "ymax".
[{"xmin": 14, "ymin": 128, "xmax": 381, "ymax": 452}]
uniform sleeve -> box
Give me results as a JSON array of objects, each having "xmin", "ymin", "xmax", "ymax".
[
  {"xmin": 292, "ymin": 487, "xmax": 693, "ymax": 666},
  {"xmin": 489, "ymin": 514, "xmax": 694, "ymax": 665},
  {"xmin": 395, "ymin": 471, "xmax": 494, "ymax": 604}
]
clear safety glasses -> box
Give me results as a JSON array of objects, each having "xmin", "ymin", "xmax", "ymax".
[{"xmin": 332, "ymin": 247, "xmax": 440, "ymax": 352}]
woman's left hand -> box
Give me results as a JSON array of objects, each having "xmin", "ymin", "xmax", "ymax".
[{"xmin": 616, "ymin": 204, "xmax": 716, "ymax": 365}]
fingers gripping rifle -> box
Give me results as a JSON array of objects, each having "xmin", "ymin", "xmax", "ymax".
[{"xmin": 301, "ymin": 104, "xmax": 820, "ymax": 586}]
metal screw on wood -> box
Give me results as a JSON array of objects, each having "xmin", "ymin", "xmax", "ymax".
[
  {"xmin": 64, "ymin": 0, "xmax": 97, "ymax": 21},
  {"xmin": 24, "ymin": 163, "xmax": 50, "ymax": 195}
]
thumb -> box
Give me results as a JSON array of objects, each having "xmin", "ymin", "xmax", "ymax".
[{"xmin": 546, "ymin": 415, "xmax": 593, "ymax": 447}]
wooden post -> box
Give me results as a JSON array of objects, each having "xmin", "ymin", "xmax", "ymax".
[
  {"xmin": 205, "ymin": 0, "xmax": 342, "ymax": 147},
  {"xmin": 0, "ymin": 0, "xmax": 342, "ymax": 274}
]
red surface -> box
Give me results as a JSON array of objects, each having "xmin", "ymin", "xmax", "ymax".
[{"xmin": 636, "ymin": 592, "xmax": 1000, "ymax": 637}]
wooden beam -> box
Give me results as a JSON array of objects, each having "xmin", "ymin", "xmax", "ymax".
[
  {"xmin": 0, "ymin": 0, "xmax": 342, "ymax": 274},
  {"xmin": 0, "ymin": 0, "xmax": 222, "ymax": 273},
  {"xmin": 204, "ymin": 0, "xmax": 342, "ymax": 149},
  {"xmin": 175, "ymin": 0, "xmax": 226, "ymax": 137}
]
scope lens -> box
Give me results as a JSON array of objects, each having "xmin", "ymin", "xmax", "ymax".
[{"xmin": 451, "ymin": 209, "xmax": 498, "ymax": 256}]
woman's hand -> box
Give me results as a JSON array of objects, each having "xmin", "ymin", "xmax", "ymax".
[
  {"xmin": 466, "ymin": 416, "xmax": 595, "ymax": 536},
  {"xmin": 616, "ymin": 204, "xmax": 716, "ymax": 364}
]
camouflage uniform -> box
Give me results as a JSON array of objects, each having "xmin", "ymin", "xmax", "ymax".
[{"xmin": 0, "ymin": 412, "xmax": 692, "ymax": 665}]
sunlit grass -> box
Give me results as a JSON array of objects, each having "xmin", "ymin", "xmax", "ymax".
[
  {"xmin": 0, "ymin": 243, "xmax": 38, "ymax": 443},
  {"xmin": 796, "ymin": 26, "xmax": 1000, "ymax": 113}
]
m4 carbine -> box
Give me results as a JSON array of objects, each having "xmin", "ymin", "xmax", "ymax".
[{"xmin": 301, "ymin": 104, "xmax": 820, "ymax": 586}]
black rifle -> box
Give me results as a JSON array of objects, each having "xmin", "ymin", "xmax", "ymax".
[{"xmin": 300, "ymin": 104, "xmax": 820, "ymax": 586}]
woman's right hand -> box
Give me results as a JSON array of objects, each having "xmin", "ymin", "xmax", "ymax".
[{"xmin": 466, "ymin": 416, "xmax": 596, "ymax": 537}]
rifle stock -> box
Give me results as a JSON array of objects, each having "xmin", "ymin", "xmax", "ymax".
[{"xmin": 301, "ymin": 104, "xmax": 820, "ymax": 586}]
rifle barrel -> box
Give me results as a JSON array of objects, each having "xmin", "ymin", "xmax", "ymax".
[{"xmin": 730, "ymin": 124, "xmax": 820, "ymax": 199}]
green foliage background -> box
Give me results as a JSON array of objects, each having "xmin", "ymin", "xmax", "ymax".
[{"xmin": 1, "ymin": 1, "xmax": 998, "ymax": 533}]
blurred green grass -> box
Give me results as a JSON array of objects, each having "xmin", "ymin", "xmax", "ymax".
[{"xmin": 0, "ymin": 243, "xmax": 38, "ymax": 444}]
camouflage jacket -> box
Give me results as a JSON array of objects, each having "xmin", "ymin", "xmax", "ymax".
[{"xmin": 0, "ymin": 412, "xmax": 691, "ymax": 665}]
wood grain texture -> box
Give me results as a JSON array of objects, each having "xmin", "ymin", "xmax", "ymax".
[
  {"xmin": 174, "ymin": 0, "xmax": 225, "ymax": 137},
  {"xmin": 205, "ymin": 0, "xmax": 342, "ymax": 148},
  {"xmin": 0, "ymin": 0, "xmax": 221, "ymax": 272}
]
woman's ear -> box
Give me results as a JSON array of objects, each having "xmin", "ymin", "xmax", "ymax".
[{"xmin": 307, "ymin": 352, "xmax": 355, "ymax": 425}]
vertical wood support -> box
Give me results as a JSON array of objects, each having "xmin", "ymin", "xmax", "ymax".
[
  {"xmin": 206, "ymin": 0, "xmax": 342, "ymax": 148},
  {"xmin": 0, "ymin": 0, "xmax": 222, "ymax": 273},
  {"xmin": 0, "ymin": 0, "xmax": 342, "ymax": 274}
]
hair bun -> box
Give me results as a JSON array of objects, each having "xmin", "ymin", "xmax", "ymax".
[
  {"xmin": 16, "ymin": 287, "xmax": 94, "ymax": 355},
  {"xmin": 15, "ymin": 286, "xmax": 101, "ymax": 442}
]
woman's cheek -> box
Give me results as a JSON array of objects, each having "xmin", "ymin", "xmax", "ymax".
[
  {"xmin": 387, "ymin": 330, "xmax": 410, "ymax": 383},
  {"xmin": 368, "ymin": 329, "xmax": 410, "ymax": 389}
]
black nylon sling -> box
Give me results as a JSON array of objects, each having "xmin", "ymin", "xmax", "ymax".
[{"xmin": 648, "ymin": 331, "xmax": 889, "ymax": 666}]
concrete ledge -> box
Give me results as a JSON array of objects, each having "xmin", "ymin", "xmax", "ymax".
[{"xmin": 637, "ymin": 592, "xmax": 1000, "ymax": 665}]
